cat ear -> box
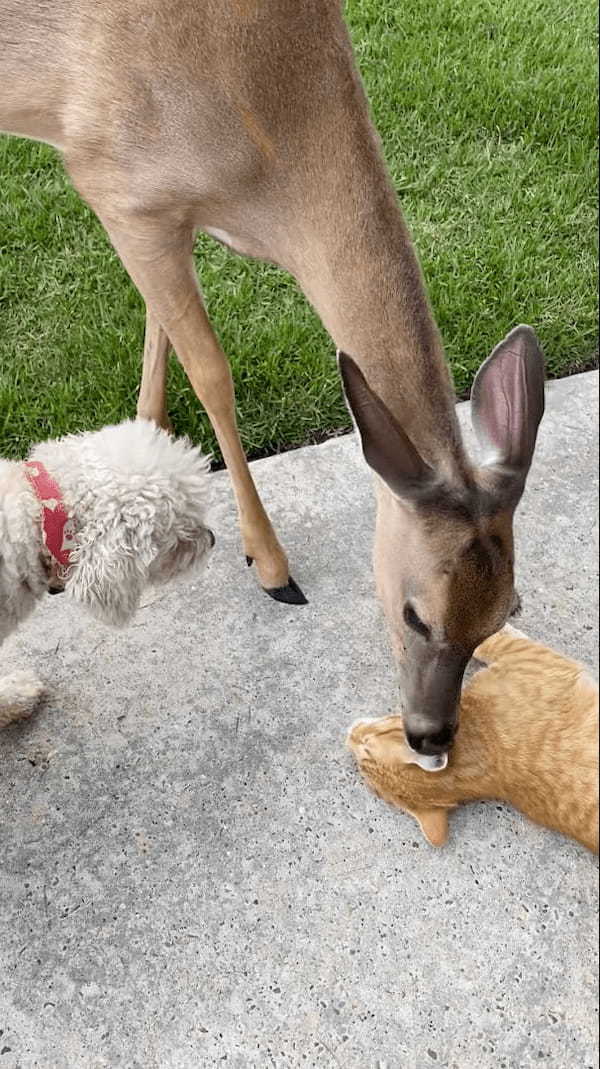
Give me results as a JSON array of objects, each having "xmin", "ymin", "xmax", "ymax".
[{"xmin": 408, "ymin": 806, "xmax": 451, "ymax": 846}]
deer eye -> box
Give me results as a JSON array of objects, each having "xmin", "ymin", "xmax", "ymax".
[{"xmin": 403, "ymin": 603, "xmax": 431, "ymax": 640}]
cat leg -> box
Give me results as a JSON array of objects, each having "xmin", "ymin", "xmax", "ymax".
[{"xmin": 473, "ymin": 624, "xmax": 532, "ymax": 665}]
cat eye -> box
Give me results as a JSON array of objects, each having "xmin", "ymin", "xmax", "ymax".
[{"xmin": 403, "ymin": 603, "xmax": 431, "ymax": 640}]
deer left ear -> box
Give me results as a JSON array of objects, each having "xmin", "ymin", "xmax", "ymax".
[
  {"xmin": 408, "ymin": 806, "xmax": 451, "ymax": 847},
  {"xmin": 471, "ymin": 325, "xmax": 545, "ymax": 496},
  {"xmin": 337, "ymin": 351, "xmax": 438, "ymax": 502}
]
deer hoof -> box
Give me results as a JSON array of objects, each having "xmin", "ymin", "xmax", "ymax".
[
  {"xmin": 245, "ymin": 555, "xmax": 308, "ymax": 604},
  {"xmin": 264, "ymin": 576, "xmax": 308, "ymax": 606}
]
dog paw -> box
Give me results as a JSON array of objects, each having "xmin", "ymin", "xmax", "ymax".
[{"xmin": 0, "ymin": 671, "xmax": 45, "ymax": 727}]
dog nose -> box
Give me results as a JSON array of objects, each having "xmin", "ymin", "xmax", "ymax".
[{"xmin": 406, "ymin": 725, "xmax": 455, "ymax": 756}]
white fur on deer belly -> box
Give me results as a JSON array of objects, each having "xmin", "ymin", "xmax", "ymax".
[{"xmin": 204, "ymin": 227, "xmax": 242, "ymax": 252}]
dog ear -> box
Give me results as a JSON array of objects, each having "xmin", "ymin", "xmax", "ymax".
[
  {"xmin": 407, "ymin": 806, "xmax": 451, "ymax": 847},
  {"xmin": 65, "ymin": 523, "xmax": 151, "ymax": 627}
]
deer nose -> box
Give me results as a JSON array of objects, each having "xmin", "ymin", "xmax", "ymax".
[{"xmin": 405, "ymin": 725, "xmax": 455, "ymax": 756}]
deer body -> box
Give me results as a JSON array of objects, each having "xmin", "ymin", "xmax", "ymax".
[{"xmin": 0, "ymin": 1, "xmax": 545, "ymax": 754}]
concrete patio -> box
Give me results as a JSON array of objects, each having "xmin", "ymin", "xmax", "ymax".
[{"xmin": 0, "ymin": 370, "xmax": 598, "ymax": 1069}]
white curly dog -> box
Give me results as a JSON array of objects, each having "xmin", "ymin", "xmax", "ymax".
[{"xmin": 0, "ymin": 419, "xmax": 214, "ymax": 728}]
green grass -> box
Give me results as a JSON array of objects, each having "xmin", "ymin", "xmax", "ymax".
[{"xmin": 1, "ymin": 0, "xmax": 597, "ymax": 461}]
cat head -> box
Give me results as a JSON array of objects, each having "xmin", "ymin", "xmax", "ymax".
[{"xmin": 346, "ymin": 716, "xmax": 456, "ymax": 846}]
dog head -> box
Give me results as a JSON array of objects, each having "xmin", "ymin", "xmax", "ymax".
[
  {"xmin": 47, "ymin": 420, "xmax": 217, "ymax": 627},
  {"xmin": 65, "ymin": 519, "xmax": 215, "ymax": 627}
]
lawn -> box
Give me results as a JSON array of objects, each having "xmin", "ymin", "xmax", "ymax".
[{"xmin": 0, "ymin": 0, "xmax": 597, "ymax": 462}]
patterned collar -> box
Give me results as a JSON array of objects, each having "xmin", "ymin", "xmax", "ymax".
[{"xmin": 23, "ymin": 460, "xmax": 76, "ymax": 578}]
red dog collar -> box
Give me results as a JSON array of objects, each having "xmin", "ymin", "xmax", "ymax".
[{"xmin": 24, "ymin": 460, "xmax": 76, "ymax": 574}]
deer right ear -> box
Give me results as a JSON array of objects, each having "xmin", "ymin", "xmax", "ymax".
[
  {"xmin": 338, "ymin": 351, "xmax": 437, "ymax": 501},
  {"xmin": 471, "ymin": 325, "xmax": 545, "ymax": 497}
]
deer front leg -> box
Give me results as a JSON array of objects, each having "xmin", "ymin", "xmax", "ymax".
[
  {"xmin": 137, "ymin": 312, "xmax": 172, "ymax": 431},
  {"xmin": 98, "ymin": 214, "xmax": 306, "ymax": 604}
]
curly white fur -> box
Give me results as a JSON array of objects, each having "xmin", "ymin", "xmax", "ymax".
[
  {"xmin": 0, "ymin": 420, "xmax": 214, "ymax": 726},
  {"xmin": 0, "ymin": 671, "xmax": 45, "ymax": 728}
]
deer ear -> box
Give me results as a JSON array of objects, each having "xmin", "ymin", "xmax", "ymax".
[
  {"xmin": 471, "ymin": 325, "xmax": 545, "ymax": 496},
  {"xmin": 408, "ymin": 806, "xmax": 450, "ymax": 847},
  {"xmin": 338, "ymin": 351, "xmax": 437, "ymax": 501}
]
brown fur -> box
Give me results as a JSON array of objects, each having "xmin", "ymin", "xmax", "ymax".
[
  {"xmin": 347, "ymin": 627, "xmax": 599, "ymax": 852},
  {"xmin": 1, "ymin": 2, "xmax": 543, "ymax": 730}
]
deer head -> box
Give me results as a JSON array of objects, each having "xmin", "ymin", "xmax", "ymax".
[{"xmin": 339, "ymin": 325, "xmax": 545, "ymax": 758}]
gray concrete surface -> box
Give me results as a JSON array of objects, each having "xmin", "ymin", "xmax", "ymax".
[{"xmin": 1, "ymin": 371, "xmax": 598, "ymax": 1069}]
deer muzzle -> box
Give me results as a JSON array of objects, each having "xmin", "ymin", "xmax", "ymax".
[{"xmin": 401, "ymin": 644, "xmax": 469, "ymax": 757}]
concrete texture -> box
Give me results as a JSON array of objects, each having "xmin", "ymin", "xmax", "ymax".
[{"xmin": 1, "ymin": 371, "xmax": 598, "ymax": 1069}]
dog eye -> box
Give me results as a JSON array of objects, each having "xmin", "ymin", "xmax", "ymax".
[{"xmin": 403, "ymin": 603, "xmax": 431, "ymax": 640}]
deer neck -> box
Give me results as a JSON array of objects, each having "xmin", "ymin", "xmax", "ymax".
[{"xmin": 277, "ymin": 163, "xmax": 470, "ymax": 482}]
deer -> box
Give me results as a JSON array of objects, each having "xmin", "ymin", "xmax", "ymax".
[{"xmin": 0, "ymin": 1, "xmax": 545, "ymax": 760}]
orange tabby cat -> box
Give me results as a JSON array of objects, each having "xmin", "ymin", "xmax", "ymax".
[{"xmin": 347, "ymin": 626, "xmax": 599, "ymax": 852}]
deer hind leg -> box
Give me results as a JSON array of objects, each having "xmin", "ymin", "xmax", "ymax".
[
  {"xmin": 138, "ymin": 229, "xmax": 196, "ymax": 431},
  {"xmin": 88, "ymin": 208, "xmax": 306, "ymax": 604},
  {"xmin": 137, "ymin": 312, "xmax": 172, "ymax": 431}
]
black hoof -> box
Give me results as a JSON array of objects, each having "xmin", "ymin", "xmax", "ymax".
[{"xmin": 264, "ymin": 576, "xmax": 308, "ymax": 606}]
